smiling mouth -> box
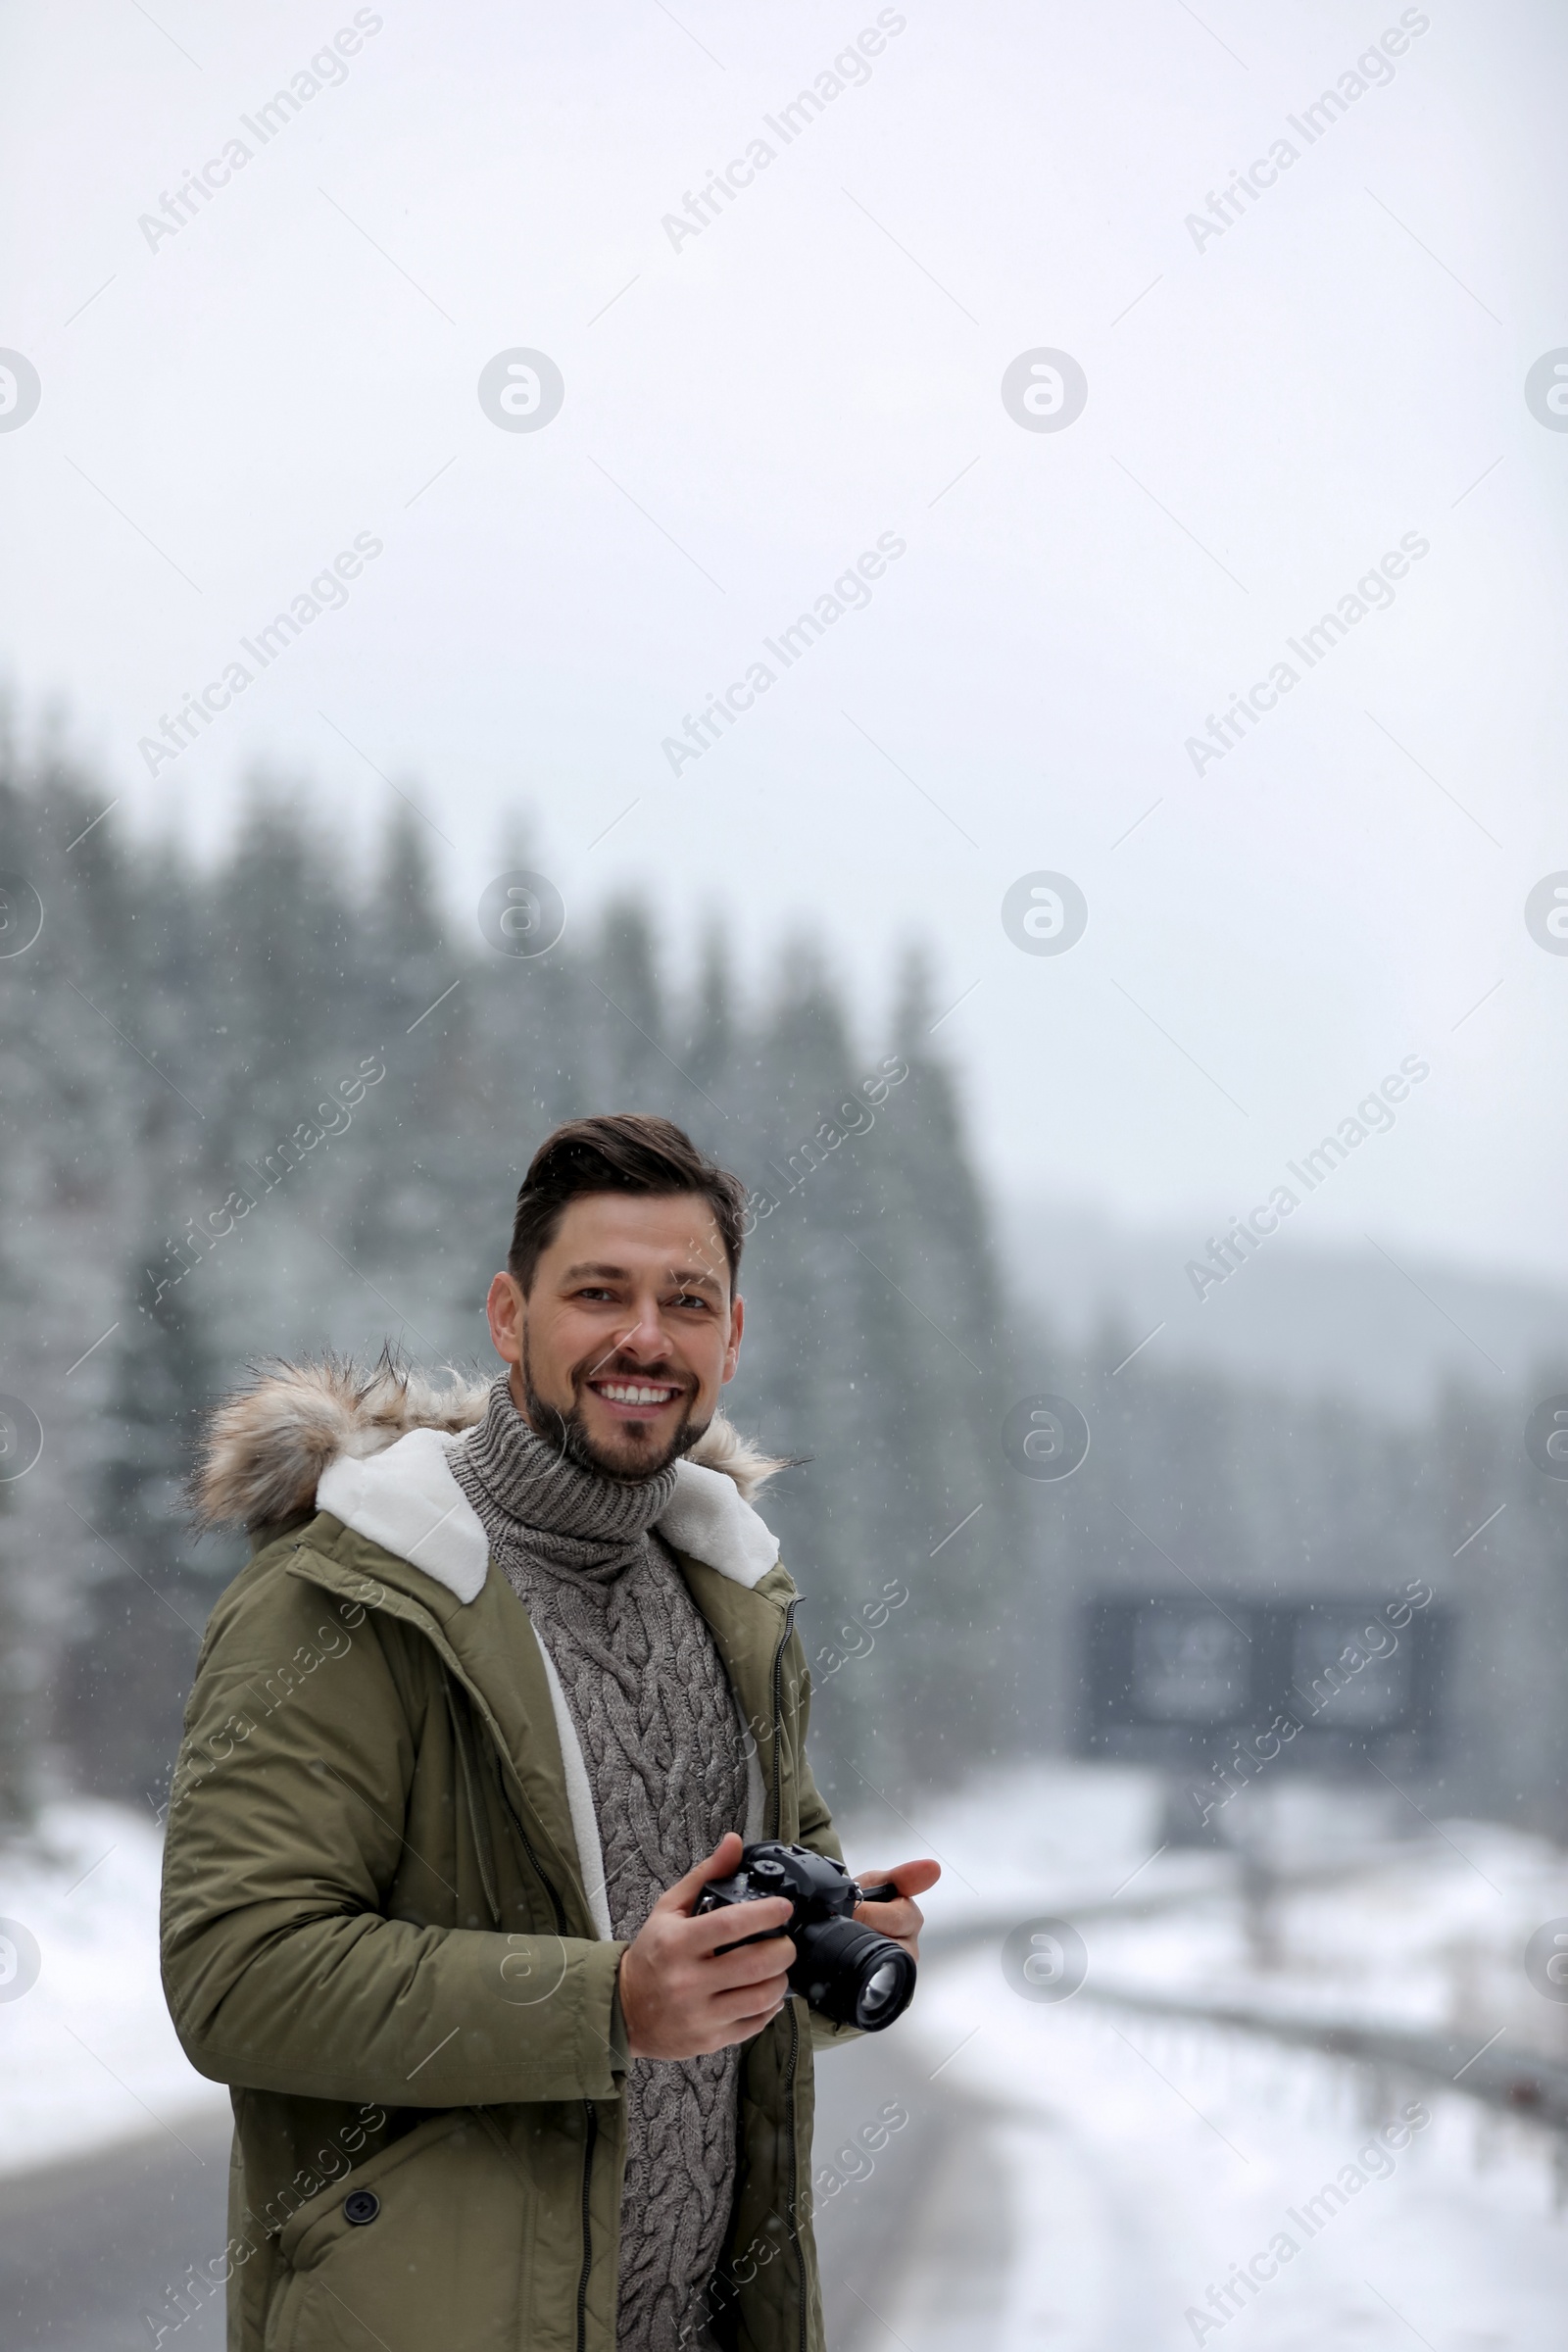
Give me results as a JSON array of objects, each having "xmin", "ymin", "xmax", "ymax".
[{"xmin": 585, "ymin": 1378, "xmax": 687, "ymax": 1421}]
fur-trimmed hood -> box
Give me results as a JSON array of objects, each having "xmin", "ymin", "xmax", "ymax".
[
  {"xmin": 193, "ymin": 1355, "xmax": 790, "ymax": 1592},
  {"xmin": 195, "ymin": 1353, "xmax": 786, "ymax": 1533}
]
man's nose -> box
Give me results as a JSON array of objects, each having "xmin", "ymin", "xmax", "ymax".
[{"xmin": 614, "ymin": 1301, "xmax": 673, "ymax": 1361}]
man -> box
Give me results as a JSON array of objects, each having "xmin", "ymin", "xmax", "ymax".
[{"xmin": 162, "ymin": 1113, "xmax": 937, "ymax": 2352}]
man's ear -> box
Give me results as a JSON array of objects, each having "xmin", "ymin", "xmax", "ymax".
[
  {"xmin": 486, "ymin": 1269, "xmax": 525, "ymax": 1366},
  {"xmin": 721, "ymin": 1292, "xmax": 745, "ymax": 1384}
]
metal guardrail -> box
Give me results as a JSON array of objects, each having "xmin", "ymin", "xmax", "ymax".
[
  {"xmin": 1080, "ymin": 1983, "xmax": 1568, "ymax": 2136},
  {"xmin": 921, "ymin": 1860, "xmax": 1568, "ymax": 2137}
]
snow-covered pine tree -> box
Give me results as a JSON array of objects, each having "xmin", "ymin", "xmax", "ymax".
[{"xmin": 59, "ymin": 1236, "xmax": 237, "ymax": 1804}]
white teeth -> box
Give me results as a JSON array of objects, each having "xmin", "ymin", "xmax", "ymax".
[{"xmin": 597, "ymin": 1383, "xmax": 678, "ymax": 1405}]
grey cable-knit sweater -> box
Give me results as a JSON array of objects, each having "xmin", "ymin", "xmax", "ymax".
[{"xmin": 450, "ymin": 1380, "xmax": 750, "ymax": 2352}]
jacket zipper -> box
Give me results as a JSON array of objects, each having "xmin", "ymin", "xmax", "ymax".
[
  {"xmin": 765, "ymin": 1595, "xmax": 808, "ymax": 2352},
  {"xmin": 766, "ymin": 1597, "xmax": 800, "ymax": 1841},
  {"xmin": 719, "ymin": 1596, "xmax": 807, "ymax": 2344},
  {"xmin": 576, "ymin": 2099, "xmax": 598, "ymax": 2352},
  {"xmin": 784, "ymin": 1998, "xmax": 805, "ymax": 2352}
]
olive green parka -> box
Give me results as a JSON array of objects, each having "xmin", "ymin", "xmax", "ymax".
[{"xmin": 160, "ymin": 1361, "xmax": 855, "ymax": 2352}]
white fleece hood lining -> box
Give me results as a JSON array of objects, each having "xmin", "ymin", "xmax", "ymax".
[
  {"xmin": 316, "ymin": 1428, "xmax": 781, "ymax": 1604},
  {"xmin": 317, "ymin": 1428, "xmax": 491, "ymax": 1600}
]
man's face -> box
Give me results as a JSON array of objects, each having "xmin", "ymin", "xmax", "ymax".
[{"xmin": 484, "ymin": 1191, "xmax": 744, "ymax": 1482}]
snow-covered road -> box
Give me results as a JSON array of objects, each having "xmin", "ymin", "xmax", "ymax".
[{"xmin": 843, "ymin": 1941, "xmax": 1568, "ymax": 2352}]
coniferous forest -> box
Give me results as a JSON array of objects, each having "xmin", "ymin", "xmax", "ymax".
[{"xmin": 3, "ymin": 741, "xmax": 1566, "ymax": 1841}]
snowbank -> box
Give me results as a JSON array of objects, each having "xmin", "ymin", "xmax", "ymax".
[{"xmin": 0, "ymin": 1800, "xmax": 227, "ymax": 2178}]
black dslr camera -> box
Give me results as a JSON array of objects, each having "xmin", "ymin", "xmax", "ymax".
[{"xmin": 695, "ymin": 1840, "xmax": 916, "ymax": 2032}]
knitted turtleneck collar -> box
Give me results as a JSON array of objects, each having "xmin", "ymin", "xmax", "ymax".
[{"xmin": 450, "ymin": 1375, "xmax": 680, "ymax": 1586}]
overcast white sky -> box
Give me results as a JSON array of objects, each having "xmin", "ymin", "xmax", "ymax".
[{"xmin": 2, "ymin": 0, "xmax": 1566, "ymax": 1280}]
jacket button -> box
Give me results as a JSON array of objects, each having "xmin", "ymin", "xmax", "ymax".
[{"xmin": 343, "ymin": 2189, "xmax": 380, "ymax": 2226}]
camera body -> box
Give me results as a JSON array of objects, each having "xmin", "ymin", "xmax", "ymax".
[{"xmin": 695, "ymin": 1840, "xmax": 916, "ymax": 2032}]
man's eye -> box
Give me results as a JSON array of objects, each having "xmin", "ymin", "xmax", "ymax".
[{"xmin": 670, "ymin": 1293, "xmax": 710, "ymax": 1310}]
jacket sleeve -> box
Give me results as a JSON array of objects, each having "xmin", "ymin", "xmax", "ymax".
[{"xmin": 160, "ymin": 1554, "xmax": 627, "ymax": 2110}]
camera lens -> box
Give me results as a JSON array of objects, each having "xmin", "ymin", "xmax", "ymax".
[
  {"xmin": 792, "ymin": 1916, "xmax": 916, "ymax": 2031},
  {"xmin": 857, "ymin": 1959, "xmax": 905, "ymax": 2022},
  {"xmin": 849, "ymin": 1944, "xmax": 914, "ymax": 2030}
]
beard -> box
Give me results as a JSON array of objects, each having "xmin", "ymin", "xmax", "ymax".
[{"xmin": 519, "ymin": 1333, "xmax": 710, "ymax": 1485}]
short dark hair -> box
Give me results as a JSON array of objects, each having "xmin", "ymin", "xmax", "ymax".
[{"xmin": 508, "ymin": 1114, "xmax": 748, "ymax": 1294}]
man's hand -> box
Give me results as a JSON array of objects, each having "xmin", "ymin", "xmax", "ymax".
[
  {"xmin": 853, "ymin": 1857, "xmax": 941, "ymax": 1963},
  {"xmin": 618, "ymin": 1833, "xmax": 795, "ymax": 2061}
]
